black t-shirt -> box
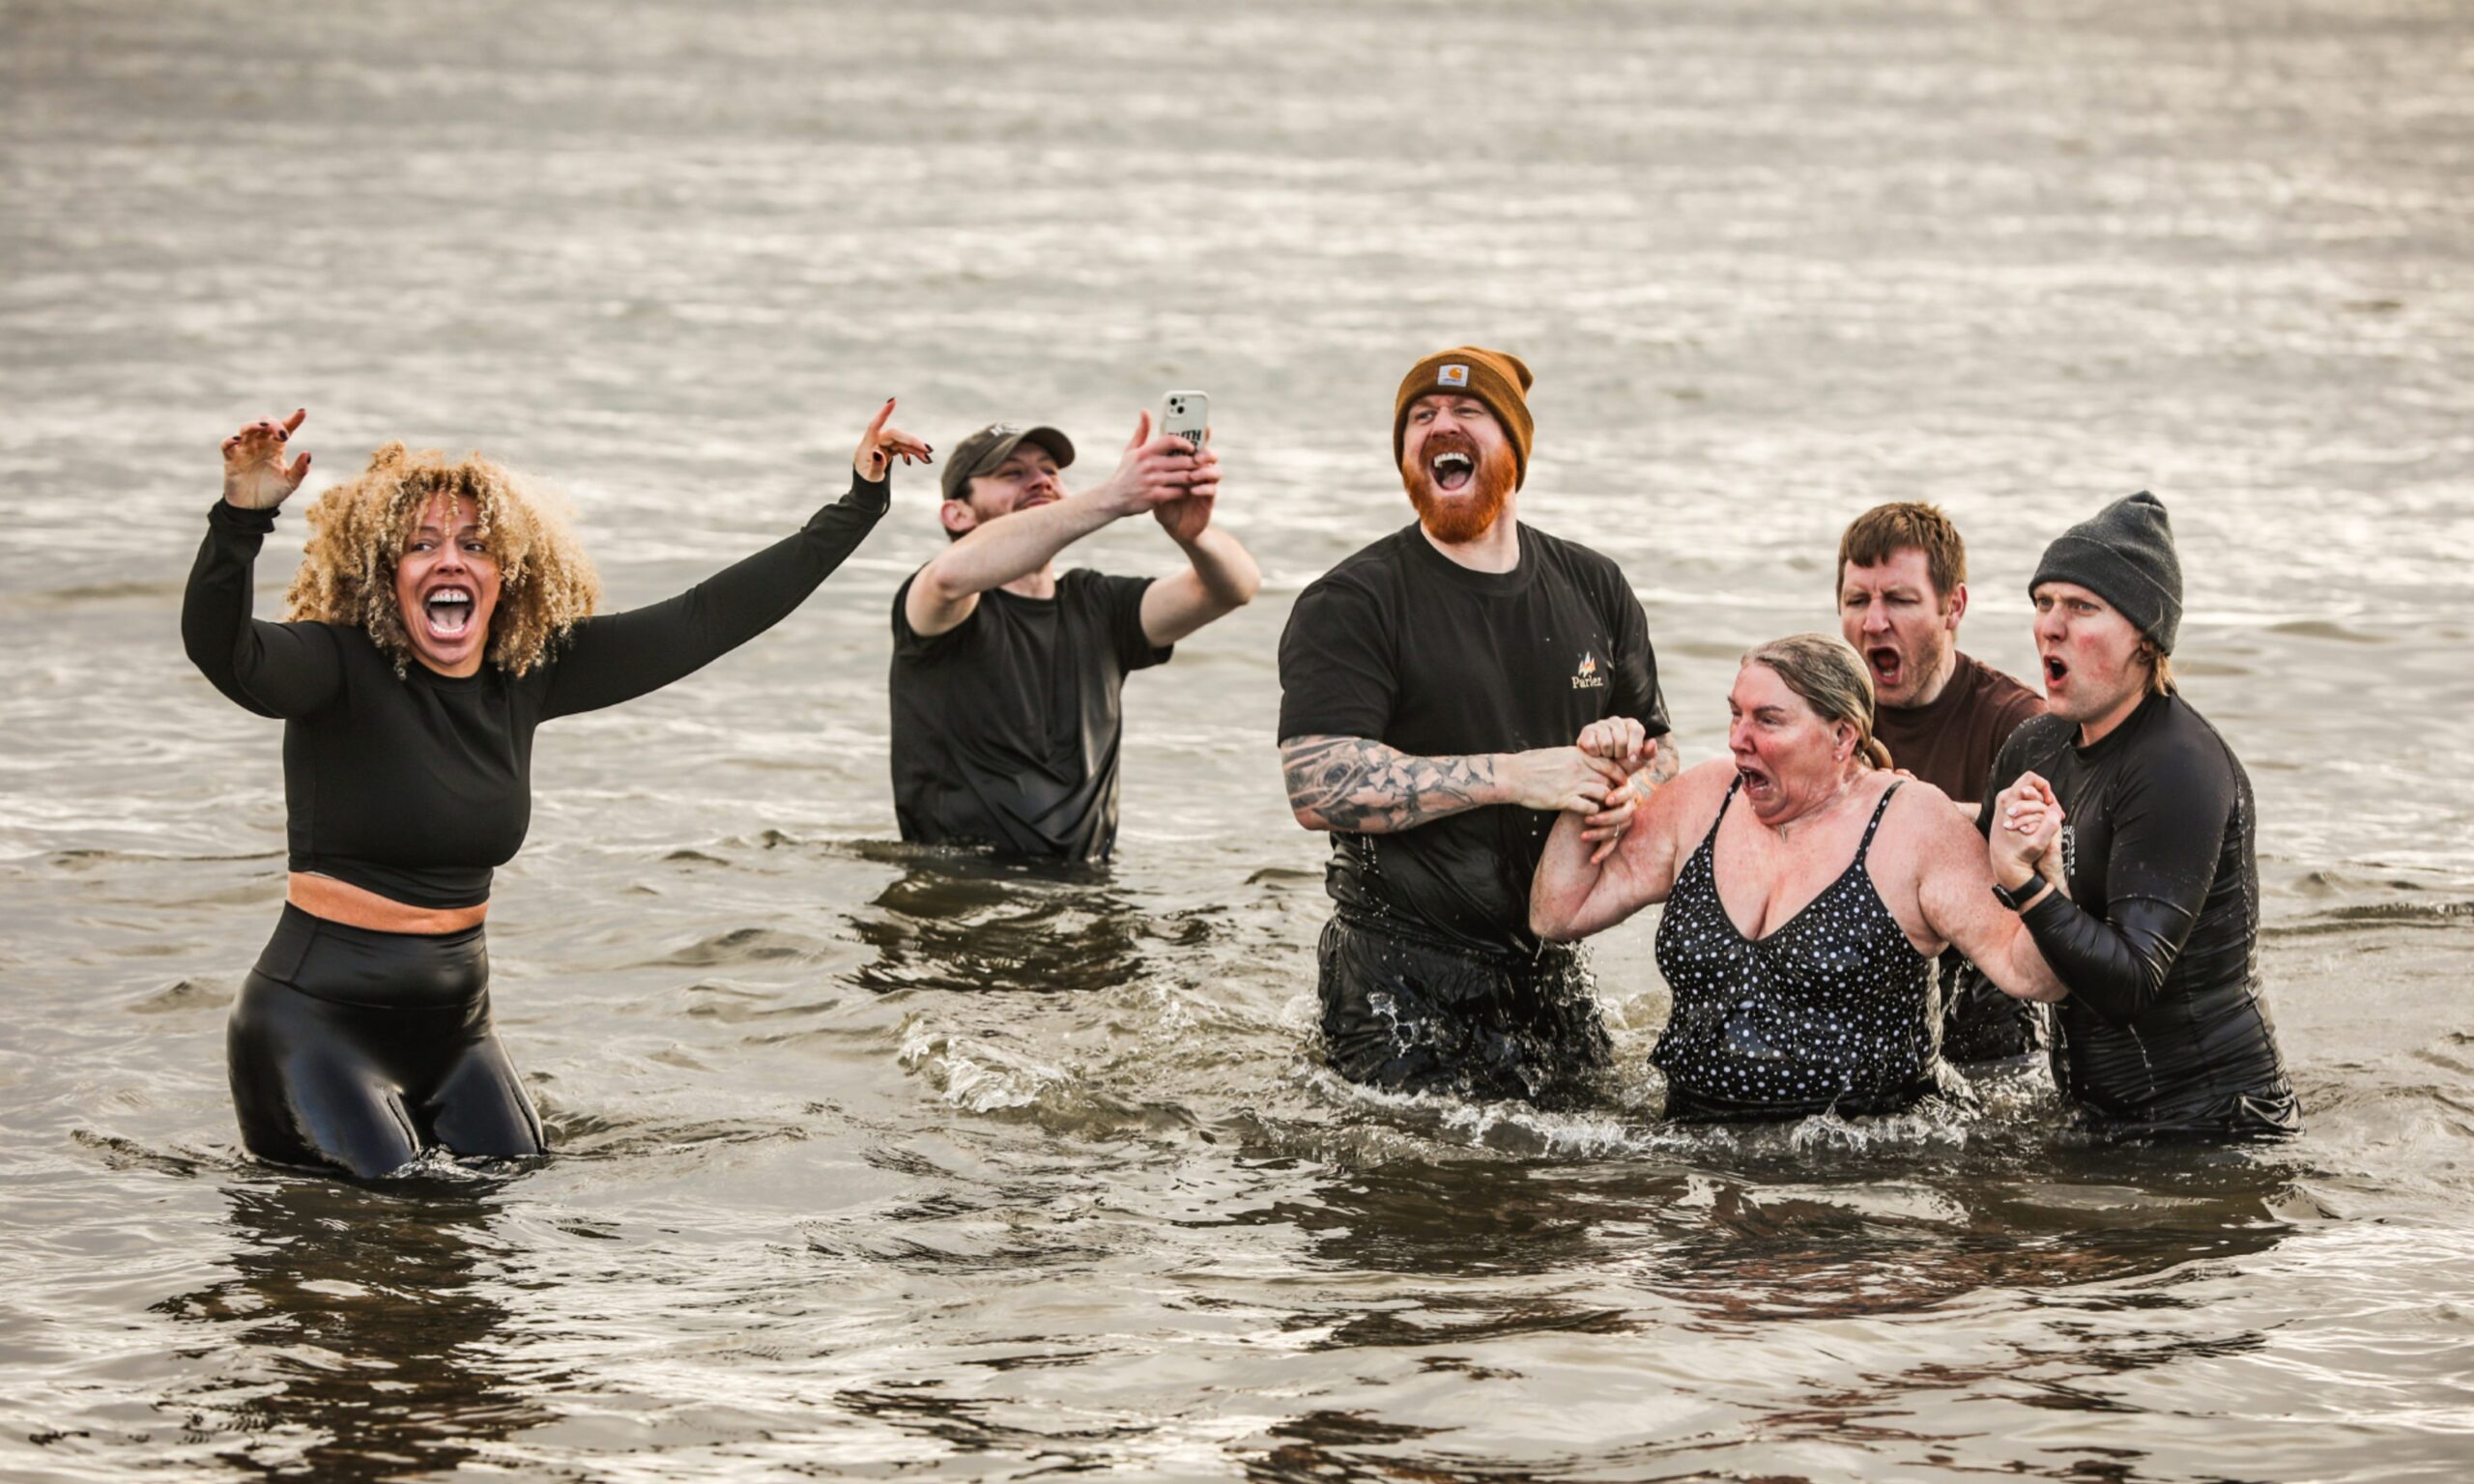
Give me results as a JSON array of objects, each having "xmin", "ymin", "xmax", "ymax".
[
  {"xmin": 182, "ymin": 476, "xmax": 890, "ymax": 908},
  {"xmin": 1981, "ymin": 694, "xmax": 2297, "ymax": 1134},
  {"xmin": 889, "ymin": 568, "xmax": 1169, "ymax": 862},
  {"xmin": 1278, "ymin": 522, "xmax": 1670, "ymax": 957}
]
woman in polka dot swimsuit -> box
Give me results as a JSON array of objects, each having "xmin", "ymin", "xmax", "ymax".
[{"xmin": 1531, "ymin": 635, "xmax": 2069, "ymax": 1122}]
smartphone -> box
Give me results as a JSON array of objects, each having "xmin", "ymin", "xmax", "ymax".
[{"xmin": 1160, "ymin": 390, "xmax": 1209, "ymax": 451}]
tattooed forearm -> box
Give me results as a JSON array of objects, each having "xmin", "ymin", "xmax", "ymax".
[
  {"xmin": 1280, "ymin": 735, "xmax": 1501, "ymax": 834},
  {"xmin": 1646, "ymin": 737, "xmax": 1683, "ymax": 785}
]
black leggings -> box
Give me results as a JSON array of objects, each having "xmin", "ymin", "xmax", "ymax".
[{"xmin": 227, "ymin": 904, "xmax": 542, "ymax": 1179}]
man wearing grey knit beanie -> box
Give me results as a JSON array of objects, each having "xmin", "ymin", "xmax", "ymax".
[{"xmin": 1976, "ymin": 493, "xmax": 2299, "ymax": 1138}]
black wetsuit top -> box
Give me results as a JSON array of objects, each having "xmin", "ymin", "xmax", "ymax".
[
  {"xmin": 1278, "ymin": 522, "xmax": 1670, "ymax": 958},
  {"xmin": 183, "ymin": 474, "xmax": 888, "ymax": 908},
  {"xmin": 1652, "ymin": 779, "xmax": 1946, "ymax": 1120},
  {"xmin": 1981, "ymin": 694, "xmax": 2299, "ymax": 1137},
  {"xmin": 887, "ymin": 569, "xmax": 1167, "ymax": 862}
]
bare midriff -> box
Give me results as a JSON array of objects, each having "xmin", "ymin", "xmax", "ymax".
[{"xmin": 288, "ymin": 871, "xmax": 489, "ymax": 934}]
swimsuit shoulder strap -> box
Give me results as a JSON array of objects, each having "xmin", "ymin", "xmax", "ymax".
[
  {"xmin": 1701, "ymin": 774, "xmax": 1743, "ymax": 853},
  {"xmin": 1854, "ymin": 779, "xmax": 1903, "ymax": 863}
]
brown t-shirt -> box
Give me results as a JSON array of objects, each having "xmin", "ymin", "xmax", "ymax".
[{"xmin": 1875, "ymin": 650, "xmax": 2043, "ymax": 807}]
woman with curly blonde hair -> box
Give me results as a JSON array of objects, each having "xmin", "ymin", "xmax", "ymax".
[{"xmin": 185, "ymin": 404, "xmax": 930, "ymax": 1178}]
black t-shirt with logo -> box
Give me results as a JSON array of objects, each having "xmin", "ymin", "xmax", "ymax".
[
  {"xmin": 890, "ymin": 569, "xmax": 1169, "ymax": 862},
  {"xmin": 1278, "ymin": 522, "xmax": 1670, "ymax": 957}
]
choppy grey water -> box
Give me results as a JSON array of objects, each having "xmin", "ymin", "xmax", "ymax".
[{"xmin": 5, "ymin": 0, "xmax": 2473, "ymax": 1478}]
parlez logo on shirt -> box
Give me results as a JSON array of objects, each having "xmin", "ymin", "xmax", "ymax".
[
  {"xmin": 1437, "ymin": 364, "xmax": 1470, "ymax": 387},
  {"xmin": 1571, "ymin": 651, "xmax": 1606, "ymax": 690}
]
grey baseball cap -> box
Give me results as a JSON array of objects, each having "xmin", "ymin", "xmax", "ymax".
[{"xmin": 940, "ymin": 422, "xmax": 1076, "ymax": 500}]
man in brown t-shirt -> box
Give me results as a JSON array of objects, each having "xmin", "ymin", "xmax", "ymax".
[{"xmin": 1837, "ymin": 501, "xmax": 2046, "ymax": 1064}]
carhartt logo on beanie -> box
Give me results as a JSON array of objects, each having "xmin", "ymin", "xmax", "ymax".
[
  {"xmin": 1395, "ymin": 346, "xmax": 1536, "ymax": 487},
  {"xmin": 2029, "ymin": 491, "xmax": 2184, "ymax": 653}
]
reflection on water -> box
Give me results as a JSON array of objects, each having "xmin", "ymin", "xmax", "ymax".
[
  {"xmin": 1233, "ymin": 1144, "xmax": 2304, "ymax": 1326},
  {"xmin": 847, "ymin": 844, "xmax": 1159, "ymax": 996},
  {"xmin": 158, "ymin": 1176, "xmax": 549, "ymax": 1483},
  {"xmin": 8, "ymin": 0, "xmax": 2474, "ymax": 1476},
  {"xmin": 1644, "ymin": 1148, "xmax": 2308, "ymax": 1322}
]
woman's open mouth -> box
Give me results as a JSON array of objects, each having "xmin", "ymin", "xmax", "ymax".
[
  {"xmin": 1737, "ymin": 762, "xmax": 1774, "ymax": 798},
  {"xmin": 423, "ymin": 587, "xmax": 475, "ymax": 639}
]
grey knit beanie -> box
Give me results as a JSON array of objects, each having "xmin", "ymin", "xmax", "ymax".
[{"xmin": 2029, "ymin": 492, "xmax": 2183, "ymax": 653}]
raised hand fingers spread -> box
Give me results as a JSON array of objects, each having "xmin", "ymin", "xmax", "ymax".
[
  {"xmin": 280, "ymin": 408, "xmax": 306, "ymax": 437},
  {"xmin": 222, "ymin": 413, "xmax": 312, "ymax": 508}
]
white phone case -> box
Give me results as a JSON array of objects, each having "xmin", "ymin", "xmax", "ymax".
[{"xmin": 1160, "ymin": 390, "xmax": 1209, "ymax": 450}]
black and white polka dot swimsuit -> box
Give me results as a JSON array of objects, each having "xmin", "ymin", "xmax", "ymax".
[{"xmin": 1652, "ymin": 778, "xmax": 1943, "ymax": 1121}]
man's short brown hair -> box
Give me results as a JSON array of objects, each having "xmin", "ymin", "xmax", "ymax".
[{"xmin": 1837, "ymin": 501, "xmax": 1968, "ymax": 604}]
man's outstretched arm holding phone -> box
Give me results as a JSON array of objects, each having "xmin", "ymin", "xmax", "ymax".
[{"xmin": 907, "ymin": 407, "xmax": 1248, "ymax": 640}]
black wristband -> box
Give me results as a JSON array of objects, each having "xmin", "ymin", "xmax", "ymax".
[{"xmin": 1991, "ymin": 877, "xmax": 2048, "ymax": 912}]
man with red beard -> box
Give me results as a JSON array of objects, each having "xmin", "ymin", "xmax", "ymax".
[
  {"xmin": 1836, "ymin": 501, "xmax": 2045, "ymax": 1064},
  {"xmin": 1277, "ymin": 347, "xmax": 1674, "ymax": 1107}
]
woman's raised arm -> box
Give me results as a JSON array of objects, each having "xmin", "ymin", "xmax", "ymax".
[
  {"xmin": 183, "ymin": 410, "xmax": 346, "ymax": 718},
  {"xmin": 539, "ymin": 400, "xmax": 930, "ymax": 719}
]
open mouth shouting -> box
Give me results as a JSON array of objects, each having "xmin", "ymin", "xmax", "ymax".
[
  {"xmin": 1734, "ymin": 756, "xmax": 1777, "ymax": 803},
  {"xmin": 423, "ymin": 585, "xmax": 476, "ymax": 640},
  {"xmin": 1424, "ymin": 431, "xmax": 1481, "ymax": 496},
  {"xmin": 2042, "ymin": 650, "xmax": 2070, "ymax": 695},
  {"xmin": 1867, "ymin": 644, "xmax": 1906, "ymax": 693}
]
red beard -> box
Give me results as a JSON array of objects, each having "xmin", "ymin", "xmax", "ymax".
[{"xmin": 1400, "ymin": 433, "xmax": 1517, "ymax": 545}]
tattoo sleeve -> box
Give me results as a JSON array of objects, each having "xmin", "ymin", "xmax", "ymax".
[
  {"xmin": 1646, "ymin": 737, "xmax": 1683, "ymax": 785},
  {"xmin": 1280, "ymin": 735, "xmax": 1501, "ymax": 834}
]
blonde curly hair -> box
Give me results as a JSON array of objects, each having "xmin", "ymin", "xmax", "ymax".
[{"xmin": 283, "ymin": 442, "xmax": 602, "ymax": 676}]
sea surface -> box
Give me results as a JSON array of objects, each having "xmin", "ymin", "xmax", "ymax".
[{"xmin": 4, "ymin": 1, "xmax": 2472, "ymax": 1479}]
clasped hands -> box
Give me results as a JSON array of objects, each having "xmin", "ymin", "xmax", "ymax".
[
  {"xmin": 1510, "ymin": 717, "xmax": 1661, "ymax": 867},
  {"xmin": 1990, "ymin": 770, "xmax": 2068, "ymax": 898}
]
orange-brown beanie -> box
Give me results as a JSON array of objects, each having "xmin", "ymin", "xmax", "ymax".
[{"xmin": 1394, "ymin": 346, "xmax": 1536, "ymax": 488}]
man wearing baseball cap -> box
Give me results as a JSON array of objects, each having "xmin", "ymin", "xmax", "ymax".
[
  {"xmin": 889, "ymin": 411, "xmax": 1258, "ymax": 862},
  {"xmin": 1276, "ymin": 347, "xmax": 1675, "ymax": 1107},
  {"xmin": 1981, "ymin": 492, "xmax": 2299, "ymax": 1137}
]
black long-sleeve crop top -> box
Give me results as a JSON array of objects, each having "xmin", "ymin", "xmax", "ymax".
[{"xmin": 182, "ymin": 474, "xmax": 887, "ymax": 908}]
